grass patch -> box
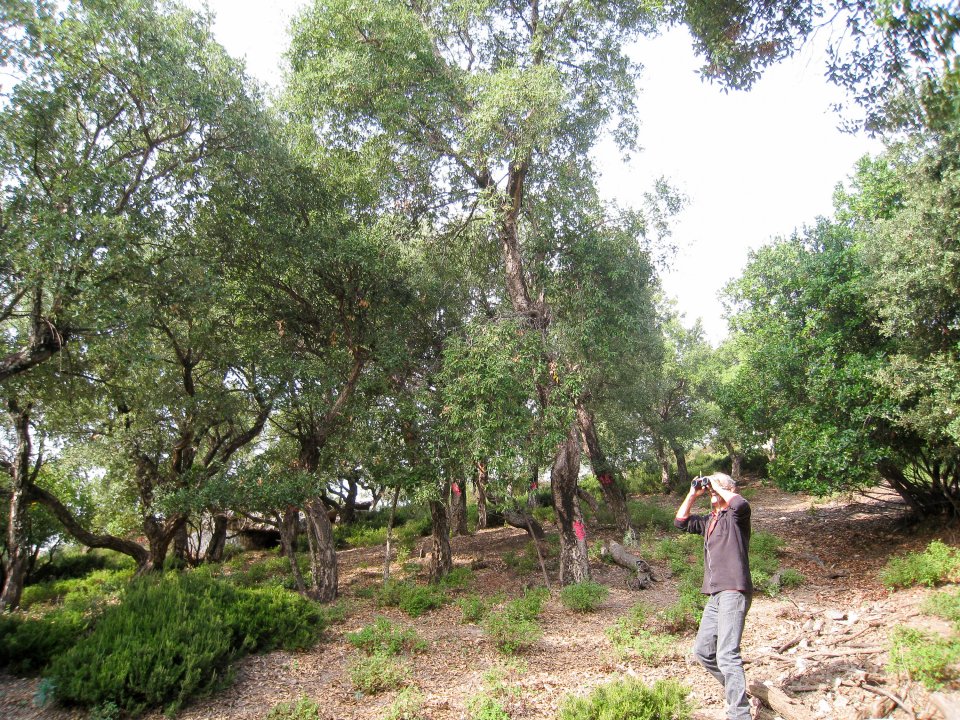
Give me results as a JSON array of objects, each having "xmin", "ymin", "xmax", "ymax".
[
  {"xmin": 605, "ymin": 602, "xmax": 682, "ymax": 665},
  {"xmin": 346, "ymin": 616, "xmax": 426, "ymax": 656},
  {"xmin": 383, "ymin": 687, "xmax": 427, "ymax": 720},
  {"xmin": 264, "ymin": 695, "xmax": 321, "ymax": 720},
  {"xmin": 559, "ymin": 581, "xmax": 609, "ymax": 613},
  {"xmin": 557, "ymin": 677, "xmax": 692, "ymax": 720},
  {"xmin": 482, "ymin": 588, "xmax": 548, "ymax": 655},
  {"xmin": 348, "ymin": 653, "xmax": 410, "ymax": 695},
  {"xmin": 881, "ymin": 540, "xmax": 960, "ymax": 589},
  {"xmin": 924, "ymin": 588, "xmax": 960, "ymax": 630},
  {"xmin": 888, "ymin": 625, "xmax": 960, "ymax": 690}
]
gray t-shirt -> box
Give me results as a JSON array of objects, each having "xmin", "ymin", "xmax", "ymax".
[{"xmin": 674, "ymin": 494, "xmax": 752, "ymax": 594}]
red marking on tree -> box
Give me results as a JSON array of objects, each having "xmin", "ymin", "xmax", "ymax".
[
  {"xmin": 599, "ymin": 472, "xmax": 613, "ymax": 486},
  {"xmin": 573, "ymin": 520, "xmax": 586, "ymax": 541},
  {"xmin": 452, "ymin": 482, "xmax": 461, "ymax": 496}
]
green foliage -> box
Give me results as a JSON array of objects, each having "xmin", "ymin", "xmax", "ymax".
[
  {"xmin": 458, "ymin": 592, "xmax": 505, "ymax": 624},
  {"xmin": 265, "ymin": 695, "xmax": 321, "ymax": 720},
  {"xmin": 376, "ymin": 580, "xmax": 447, "ymax": 617},
  {"xmin": 466, "ymin": 694, "xmax": 510, "ymax": 720},
  {"xmin": 47, "ymin": 572, "xmax": 325, "ymax": 714},
  {"xmin": 881, "ymin": 540, "xmax": 960, "ymax": 589},
  {"xmin": 482, "ymin": 588, "xmax": 548, "ymax": 655},
  {"xmin": 19, "ymin": 567, "xmax": 134, "ymax": 609},
  {"xmin": 0, "ymin": 607, "xmax": 92, "ymax": 675},
  {"xmin": 924, "ymin": 588, "xmax": 960, "ymax": 630},
  {"xmin": 888, "ymin": 626, "xmax": 960, "ymax": 690},
  {"xmin": 382, "ymin": 687, "xmax": 427, "ymax": 720},
  {"xmin": 27, "ymin": 549, "xmax": 135, "ymax": 585},
  {"xmin": 502, "ymin": 549, "xmax": 538, "ymax": 576},
  {"xmin": 557, "ymin": 678, "xmax": 692, "ymax": 720},
  {"xmin": 559, "ymin": 581, "xmax": 609, "ymax": 613},
  {"xmin": 749, "ymin": 531, "xmax": 785, "ymax": 595},
  {"xmin": 627, "ymin": 500, "xmax": 677, "ymax": 532},
  {"xmin": 346, "ymin": 616, "xmax": 426, "ymax": 656},
  {"xmin": 605, "ymin": 603, "xmax": 681, "ymax": 665},
  {"xmin": 348, "ymin": 653, "xmax": 409, "ymax": 695}
]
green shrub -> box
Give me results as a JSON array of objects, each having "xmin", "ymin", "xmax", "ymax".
[
  {"xmin": 458, "ymin": 592, "xmax": 504, "ymax": 624},
  {"xmin": 557, "ymin": 677, "xmax": 692, "ymax": 720},
  {"xmin": 627, "ymin": 500, "xmax": 676, "ymax": 532},
  {"xmin": 28, "ymin": 549, "xmax": 134, "ymax": 584},
  {"xmin": 48, "ymin": 572, "xmax": 325, "ymax": 714},
  {"xmin": 502, "ymin": 549, "xmax": 537, "ymax": 575},
  {"xmin": 347, "ymin": 616, "xmax": 426, "ymax": 656},
  {"xmin": 482, "ymin": 588, "xmax": 548, "ymax": 655},
  {"xmin": 20, "ymin": 567, "xmax": 134, "ymax": 609},
  {"xmin": 888, "ymin": 625, "xmax": 960, "ymax": 690},
  {"xmin": 605, "ymin": 602, "xmax": 680, "ymax": 664},
  {"xmin": 0, "ymin": 606, "xmax": 92, "ymax": 675},
  {"xmin": 559, "ymin": 581, "xmax": 609, "ymax": 613},
  {"xmin": 382, "ymin": 687, "xmax": 427, "ymax": 720},
  {"xmin": 348, "ymin": 653, "xmax": 409, "ymax": 695},
  {"xmin": 466, "ymin": 694, "xmax": 510, "ymax": 720},
  {"xmin": 265, "ymin": 695, "xmax": 321, "ymax": 720},
  {"xmin": 438, "ymin": 566, "xmax": 475, "ymax": 591},
  {"xmin": 377, "ymin": 580, "xmax": 447, "ymax": 617},
  {"xmin": 924, "ymin": 588, "xmax": 960, "ymax": 629},
  {"xmin": 881, "ymin": 540, "xmax": 960, "ymax": 589}
]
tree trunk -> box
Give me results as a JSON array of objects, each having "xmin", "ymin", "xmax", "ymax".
[
  {"xmin": 449, "ymin": 477, "xmax": 468, "ymax": 536},
  {"xmin": 576, "ymin": 404, "xmax": 637, "ymax": 542},
  {"xmin": 1, "ymin": 400, "xmax": 35, "ymax": 612},
  {"xmin": 383, "ymin": 486, "xmax": 401, "ymax": 584},
  {"xmin": 142, "ymin": 514, "xmax": 186, "ymax": 573},
  {"xmin": 654, "ymin": 438, "xmax": 672, "ymax": 494},
  {"xmin": 503, "ymin": 509, "xmax": 545, "ymax": 539},
  {"xmin": 527, "ymin": 463, "xmax": 540, "ymax": 508},
  {"xmin": 429, "ymin": 496, "xmax": 452, "ymax": 581},
  {"xmin": 723, "ymin": 440, "xmax": 744, "ymax": 483},
  {"xmin": 474, "ymin": 461, "xmax": 489, "ymax": 530},
  {"xmin": 204, "ymin": 513, "xmax": 228, "ymax": 563},
  {"xmin": 552, "ymin": 422, "xmax": 590, "ymax": 585},
  {"xmin": 671, "ymin": 442, "xmax": 689, "ymax": 487},
  {"xmin": 172, "ymin": 521, "xmax": 191, "ymax": 566},
  {"xmin": 339, "ymin": 474, "xmax": 360, "ymax": 525},
  {"xmin": 304, "ymin": 499, "xmax": 338, "ymax": 602},
  {"xmin": 279, "ymin": 506, "xmax": 307, "ymax": 594}
]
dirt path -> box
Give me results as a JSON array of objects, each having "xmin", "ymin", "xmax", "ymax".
[{"xmin": 3, "ymin": 482, "xmax": 958, "ymax": 720}]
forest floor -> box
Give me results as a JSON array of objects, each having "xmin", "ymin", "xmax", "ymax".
[{"xmin": 2, "ymin": 481, "xmax": 959, "ymax": 720}]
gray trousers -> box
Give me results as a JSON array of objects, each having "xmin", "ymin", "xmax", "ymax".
[{"xmin": 694, "ymin": 590, "xmax": 752, "ymax": 720}]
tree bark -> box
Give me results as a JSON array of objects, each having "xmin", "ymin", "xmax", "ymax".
[
  {"xmin": 204, "ymin": 513, "xmax": 229, "ymax": 563},
  {"xmin": 654, "ymin": 438, "xmax": 672, "ymax": 494},
  {"xmin": 429, "ymin": 496, "xmax": 452, "ymax": 581},
  {"xmin": 279, "ymin": 506, "xmax": 307, "ymax": 594},
  {"xmin": 383, "ymin": 486, "xmax": 401, "ymax": 584},
  {"xmin": 723, "ymin": 440, "xmax": 744, "ymax": 482},
  {"xmin": 602, "ymin": 541, "xmax": 655, "ymax": 589},
  {"xmin": 304, "ymin": 500, "xmax": 338, "ymax": 602},
  {"xmin": 474, "ymin": 460, "xmax": 489, "ymax": 530},
  {"xmin": 449, "ymin": 477, "xmax": 468, "ymax": 536},
  {"xmin": 671, "ymin": 442, "xmax": 689, "ymax": 487},
  {"xmin": 552, "ymin": 422, "xmax": 590, "ymax": 584},
  {"xmin": 503, "ymin": 509, "xmax": 545, "ymax": 539},
  {"xmin": 1, "ymin": 400, "xmax": 35, "ymax": 611},
  {"xmin": 576, "ymin": 404, "xmax": 637, "ymax": 542}
]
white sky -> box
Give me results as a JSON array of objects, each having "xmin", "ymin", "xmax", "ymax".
[{"xmin": 190, "ymin": 1, "xmax": 881, "ymax": 344}]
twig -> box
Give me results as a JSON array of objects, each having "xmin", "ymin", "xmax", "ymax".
[{"xmin": 859, "ymin": 683, "xmax": 915, "ymax": 719}]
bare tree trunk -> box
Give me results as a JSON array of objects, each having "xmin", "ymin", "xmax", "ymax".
[
  {"xmin": 429, "ymin": 495, "xmax": 452, "ymax": 581},
  {"xmin": 552, "ymin": 422, "xmax": 590, "ymax": 585},
  {"xmin": 304, "ymin": 500, "xmax": 338, "ymax": 602},
  {"xmin": 142, "ymin": 514, "xmax": 186, "ymax": 573},
  {"xmin": 205, "ymin": 513, "xmax": 229, "ymax": 563},
  {"xmin": 527, "ymin": 464, "xmax": 539, "ymax": 508},
  {"xmin": 723, "ymin": 440, "xmax": 744, "ymax": 483},
  {"xmin": 450, "ymin": 477, "xmax": 468, "ymax": 536},
  {"xmin": 1, "ymin": 400, "xmax": 35, "ymax": 611},
  {"xmin": 172, "ymin": 521, "xmax": 190, "ymax": 566},
  {"xmin": 654, "ymin": 438, "xmax": 672, "ymax": 494},
  {"xmin": 474, "ymin": 460, "xmax": 489, "ymax": 530},
  {"xmin": 383, "ymin": 486, "xmax": 401, "ymax": 584},
  {"xmin": 279, "ymin": 506, "xmax": 307, "ymax": 594},
  {"xmin": 577, "ymin": 405, "xmax": 637, "ymax": 542},
  {"xmin": 671, "ymin": 443, "xmax": 689, "ymax": 487}
]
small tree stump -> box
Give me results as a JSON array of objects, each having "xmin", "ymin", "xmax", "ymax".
[{"xmin": 602, "ymin": 541, "xmax": 654, "ymax": 589}]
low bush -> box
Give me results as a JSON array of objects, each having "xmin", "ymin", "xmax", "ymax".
[
  {"xmin": 20, "ymin": 567, "xmax": 134, "ymax": 609},
  {"xmin": 264, "ymin": 695, "xmax": 321, "ymax": 720},
  {"xmin": 383, "ymin": 687, "xmax": 427, "ymax": 720},
  {"xmin": 27, "ymin": 549, "xmax": 134, "ymax": 584},
  {"xmin": 627, "ymin": 500, "xmax": 676, "ymax": 533},
  {"xmin": 557, "ymin": 677, "xmax": 692, "ymax": 720},
  {"xmin": 465, "ymin": 694, "xmax": 510, "ymax": 720},
  {"xmin": 458, "ymin": 592, "xmax": 505, "ymax": 624},
  {"xmin": 605, "ymin": 602, "xmax": 681, "ymax": 664},
  {"xmin": 0, "ymin": 606, "xmax": 92, "ymax": 675},
  {"xmin": 559, "ymin": 581, "xmax": 609, "ymax": 613},
  {"xmin": 482, "ymin": 588, "xmax": 548, "ymax": 655},
  {"xmin": 888, "ymin": 625, "xmax": 960, "ymax": 690},
  {"xmin": 924, "ymin": 588, "xmax": 960, "ymax": 629},
  {"xmin": 347, "ymin": 653, "xmax": 409, "ymax": 695},
  {"xmin": 47, "ymin": 572, "xmax": 325, "ymax": 715},
  {"xmin": 346, "ymin": 616, "xmax": 426, "ymax": 656},
  {"xmin": 881, "ymin": 540, "xmax": 960, "ymax": 589}
]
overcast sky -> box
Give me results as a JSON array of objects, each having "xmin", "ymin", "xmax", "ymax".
[{"xmin": 189, "ymin": 1, "xmax": 882, "ymax": 343}]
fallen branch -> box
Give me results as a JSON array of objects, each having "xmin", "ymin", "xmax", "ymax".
[
  {"xmin": 859, "ymin": 683, "xmax": 915, "ymax": 719},
  {"xmin": 747, "ymin": 681, "xmax": 809, "ymax": 720},
  {"xmin": 602, "ymin": 541, "xmax": 654, "ymax": 589}
]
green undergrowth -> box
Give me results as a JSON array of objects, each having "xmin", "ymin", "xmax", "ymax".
[
  {"xmin": 482, "ymin": 587, "xmax": 549, "ymax": 655},
  {"xmin": 362, "ymin": 567, "xmax": 474, "ymax": 617},
  {"xmin": 43, "ymin": 572, "xmax": 326, "ymax": 715},
  {"xmin": 888, "ymin": 585, "xmax": 960, "ymax": 690},
  {"xmin": 264, "ymin": 695, "xmax": 321, "ymax": 720},
  {"xmin": 559, "ymin": 580, "xmax": 609, "ymax": 612},
  {"xmin": 606, "ymin": 602, "xmax": 682, "ymax": 665},
  {"xmin": 557, "ymin": 677, "xmax": 692, "ymax": 720},
  {"xmin": 881, "ymin": 540, "xmax": 960, "ymax": 589},
  {"xmin": 466, "ymin": 662, "xmax": 526, "ymax": 720}
]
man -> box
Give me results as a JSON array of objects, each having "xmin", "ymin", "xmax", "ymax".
[{"xmin": 675, "ymin": 472, "xmax": 754, "ymax": 720}]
